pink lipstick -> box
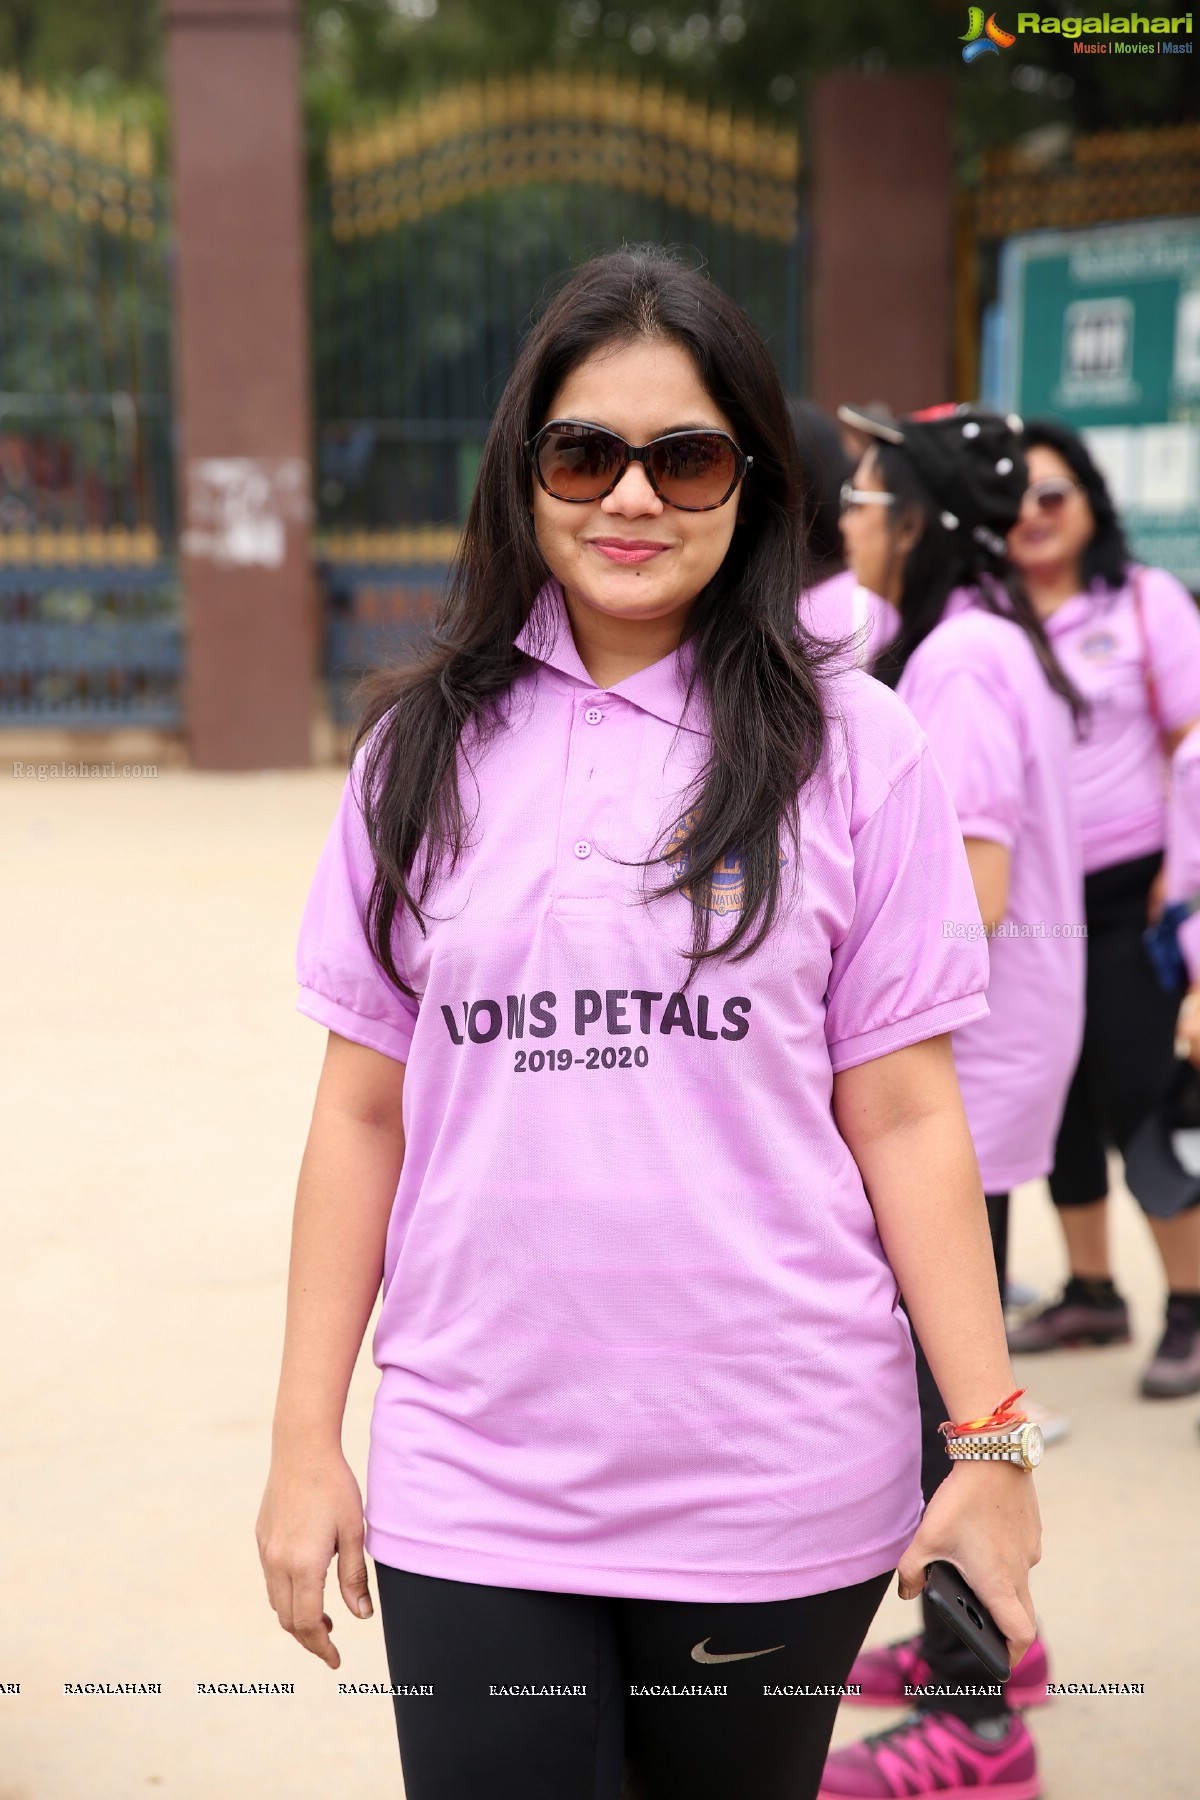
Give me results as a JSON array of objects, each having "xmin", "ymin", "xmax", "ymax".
[{"xmin": 588, "ymin": 539, "xmax": 670, "ymax": 565}]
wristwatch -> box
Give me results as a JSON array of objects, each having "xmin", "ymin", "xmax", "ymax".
[{"xmin": 945, "ymin": 1421, "xmax": 1044, "ymax": 1470}]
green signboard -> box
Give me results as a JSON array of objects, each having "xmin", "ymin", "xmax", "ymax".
[{"xmin": 999, "ymin": 218, "xmax": 1200, "ymax": 588}]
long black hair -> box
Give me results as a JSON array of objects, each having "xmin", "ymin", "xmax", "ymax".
[
  {"xmin": 787, "ymin": 399, "xmax": 852, "ymax": 581},
  {"xmin": 868, "ymin": 440, "xmax": 1089, "ymax": 732},
  {"xmin": 349, "ymin": 246, "xmax": 839, "ymax": 1000},
  {"xmin": 1019, "ymin": 416, "xmax": 1132, "ymax": 591}
]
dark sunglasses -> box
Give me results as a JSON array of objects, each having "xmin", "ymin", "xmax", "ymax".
[
  {"xmin": 1022, "ymin": 476, "xmax": 1081, "ymax": 515},
  {"xmin": 527, "ymin": 419, "xmax": 752, "ymax": 511}
]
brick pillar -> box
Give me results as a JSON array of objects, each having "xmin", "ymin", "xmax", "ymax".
[
  {"xmin": 165, "ymin": 0, "xmax": 314, "ymax": 769},
  {"xmin": 809, "ymin": 73, "xmax": 954, "ymax": 417}
]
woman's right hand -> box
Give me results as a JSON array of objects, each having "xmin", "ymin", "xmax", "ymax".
[
  {"xmin": 256, "ymin": 1444, "xmax": 373, "ymax": 1669},
  {"xmin": 896, "ymin": 1459, "xmax": 1041, "ymax": 1669}
]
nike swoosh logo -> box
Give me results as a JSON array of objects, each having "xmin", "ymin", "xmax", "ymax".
[{"xmin": 690, "ymin": 1638, "xmax": 786, "ymax": 1664}]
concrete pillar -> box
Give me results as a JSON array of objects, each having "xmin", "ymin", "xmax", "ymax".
[
  {"xmin": 165, "ymin": 0, "xmax": 314, "ymax": 769},
  {"xmin": 809, "ymin": 73, "xmax": 954, "ymax": 417}
]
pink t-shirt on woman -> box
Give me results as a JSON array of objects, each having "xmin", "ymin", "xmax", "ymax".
[
  {"xmin": 1042, "ymin": 567, "xmax": 1200, "ymax": 875},
  {"xmin": 802, "ymin": 567, "xmax": 899, "ymax": 669},
  {"xmin": 294, "ymin": 581, "xmax": 989, "ymax": 1604},
  {"xmin": 897, "ymin": 590, "xmax": 1086, "ymax": 1192}
]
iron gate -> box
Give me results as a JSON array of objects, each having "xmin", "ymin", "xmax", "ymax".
[
  {"xmin": 0, "ymin": 73, "xmax": 178, "ymax": 727},
  {"xmin": 310, "ymin": 73, "xmax": 804, "ymax": 722}
]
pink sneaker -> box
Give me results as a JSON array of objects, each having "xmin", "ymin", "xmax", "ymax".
[
  {"xmin": 818, "ymin": 1711, "xmax": 1040, "ymax": 1799},
  {"xmin": 844, "ymin": 1632, "xmax": 1050, "ymax": 1710}
]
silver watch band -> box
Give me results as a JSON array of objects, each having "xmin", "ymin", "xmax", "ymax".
[
  {"xmin": 946, "ymin": 1419, "xmax": 1043, "ymax": 1470},
  {"xmin": 945, "ymin": 1436, "xmax": 1021, "ymax": 1464}
]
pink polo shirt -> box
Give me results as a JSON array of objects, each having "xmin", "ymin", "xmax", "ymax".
[
  {"xmin": 295, "ymin": 580, "xmax": 990, "ymax": 1603},
  {"xmin": 897, "ymin": 590, "xmax": 1085, "ymax": 1192},
  {"xmin": 802, "ymin": 568, "xmax": 899, "ymax": 668},
  {"xmin": 1167, "ymin": 723, "xmax": 1200, "ymax": 982},
  {"xmin": 1042, "ymin": 567, "xmax": 1200, "ymax": 875}
]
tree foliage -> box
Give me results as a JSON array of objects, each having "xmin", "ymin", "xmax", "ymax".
[
  {"xmin": 0, "ymin": 0, "xmax": 1191, "ymax": 165},
  {"xmin": 0, "ymin": 0, "xmax": 162, "ymax": 97},
  {"xmin": 302, "ymin": 0, "xmax": 1195, "ymax": 154}
]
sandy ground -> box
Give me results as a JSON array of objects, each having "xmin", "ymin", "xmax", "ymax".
[{"xmin": 3, "ymin": 758, "xmax": 1198, "ymax": 1800}]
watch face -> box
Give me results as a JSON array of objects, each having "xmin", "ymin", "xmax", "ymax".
[{"xmin": 1022, "ymin": 1423, "xmax": 1045, "ymax": 1468}]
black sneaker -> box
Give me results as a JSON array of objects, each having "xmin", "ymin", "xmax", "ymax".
[
  {"xmin": 1006, "ymin": 1280, "xmax": 1130, "ymax": 1353},
  {"xmin": 1141, "ymin": 1299, "xmax": 1200, "ymax": 1398}
]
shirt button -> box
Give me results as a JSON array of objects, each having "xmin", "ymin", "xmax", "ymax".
[
  {"xmin": 573, "ymin": 840, "xmax": 592, "ymax": 859},
  {"xmin": 584, "ymin": 706, "xmax": 604, "ymax": 725}
]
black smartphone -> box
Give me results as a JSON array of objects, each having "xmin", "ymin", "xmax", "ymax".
[{"xmin": 922, "ymin": 1561, "xmax": 1011, "ymax": 1684}]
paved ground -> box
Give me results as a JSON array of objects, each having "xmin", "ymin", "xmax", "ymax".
[{"xmin": 3, "ymin": 755, "xmax": 1197, "ymax": 1799}]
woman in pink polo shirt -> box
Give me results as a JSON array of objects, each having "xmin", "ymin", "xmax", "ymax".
[
  {"xmin": 256, "ymin": 251, "xmax": 1040, "ymax": 1800},
  {"xmin": 823, "ymin": 405, "xmax": 1085, "ymax": 1800},
  {"xmin": 790, "ymin": 398, "xmax": 899, "ymax": 670},
  {"xmin": 1005, "ymin": 419, "xmax": 1200, "ymax": 1400}
]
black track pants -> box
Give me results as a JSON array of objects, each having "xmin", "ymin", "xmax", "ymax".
[
  {"xmin": 1049, "ymin": 849, "xmax": 1180, "ymax": 1211},
  {"xmin": 374, "ymin": 1559, "xmax": 891, "ymax": 1800}
]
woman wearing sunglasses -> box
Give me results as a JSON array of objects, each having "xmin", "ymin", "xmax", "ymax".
[
  {"xmin": 788, "ymin": 398, "xmax": 899, "ymax": 671},
  {"xmin": 1005, "ymin": 419, "xmax": 1200, "ymax": 1399},
  {"xmin": 257, "ymin": 249, "xmax": 1039, "ymax": 1800},
  {"xmin": 825, "ymin": 404, "xmax": 1085, "ymax": 1800}
]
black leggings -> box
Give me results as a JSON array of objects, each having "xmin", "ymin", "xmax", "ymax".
[
  {"xmin": 1049, "ymin": 849, "xmax": 1179, "ymax": 1211},
  {"xmin": 374, "ymin": 1559, "xmax": 891, "ymax": 1800}
]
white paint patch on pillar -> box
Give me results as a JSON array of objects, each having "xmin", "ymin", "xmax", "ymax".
[{"xmin": 181, "ymin": 457, "xmax": 310, "ymax": 568}]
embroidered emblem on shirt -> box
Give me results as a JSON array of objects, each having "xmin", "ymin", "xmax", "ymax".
[
  {"xmin": 690, "ymin": 1637, "xmax": 786, "ymax": 1664},
  {"xmin": 1079, "ymin": 629, "xmax": 1119, "ymax": 663},
  {"xmin": 665, "ymin": 809, "xmax": 786, "ymax": 915}
]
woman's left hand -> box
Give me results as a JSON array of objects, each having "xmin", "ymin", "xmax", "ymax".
[
  {"xmin": 896, "ymin": 1460, "xmax": 1042, "ymax": 1667},
  {"xmin": 1147, "ymin": 864, "xmax": 1167, "ymax": 926},
  {"xmin": 1175, "ymin": 987, "xmax": 1200, "ymax": 1066}
]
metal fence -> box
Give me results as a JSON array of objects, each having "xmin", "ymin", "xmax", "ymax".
[
  {"xmin": 0, "ymin": 73, "xmax": 179, "ymax": 726},
  {"xmin": 318, "ymin": 536, "xmax": 454, "ymax": 727}
]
